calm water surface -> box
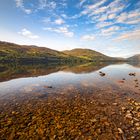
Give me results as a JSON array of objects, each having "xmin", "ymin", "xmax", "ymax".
[{"xmin": 0, "ymin": 62, "xmax": 140, "ymax": 98}]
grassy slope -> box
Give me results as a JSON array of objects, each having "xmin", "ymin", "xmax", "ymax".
[
  {"xmin": 0, "ymin": 41, "xmax": 126, "ymax": 63},
  {"xmin": 0, "ymin": 41, "xmax": 67, "ymax": 59},
  {"xmin": 63, "ymin": 48, "xmax": 113, "ymax": 61},
  {"xmin": 0, "ymin": 41, "xmax": 86, "ymax": 63}
]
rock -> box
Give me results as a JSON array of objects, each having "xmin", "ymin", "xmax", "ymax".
[
  {"xmin": 100, "ymin": 72, "xmax": 105, "ymax": 77},
  {"xmin": 118, "ymin": 128, "xmax": 123, "ymax": 134},
  {"xmin": 134, "ymin": 102, "xmax": 139, "ymax": 106},
  {"xmin": 131, "ymin": 136, "xmax": 135, "ymax": 139},
  {"xmin": 133, "ymin": 118, "xmax": 139, "ymax": 121},
  {"xmin": 90, "ymin": 119, "xmax": 97, "ymax": 123},
  {"xmin": 129, "ymin": 73, "xmax": 136, "ymax": 76},
  {"xmin": 136, "ymin": 127, "xmax": 140, "ymax": 131},
  {"xmin": 121, "ymin": 107, "xmax": 126, "ymax": 112},
  {"xmin": 125, "ymin": 113, "xmax": 133, "ymax": 119},
  {"xmin": 134, "ymin": 122, "xmax": 140, "ymax": 127},
  {"xmin": 44, "ymin": 86, "xmax": 53, "ymax": 88},
  {"xmin": 12, "ymin": 111, "xmax": 16, "ymax": 115},
  {"xmin": 138, "ymin": 112, "xmax": 140, "ymax": 118},
  {"xmin": 126, "ymin": 110, "xmax": 131, "ymax": 113},
  {"xmin": 113, "ymin": 103, "xmax": 118, "ymax": 106},
  {"xmin": 118, "ymin": 80, "xmax": 124, "ymax": 83},
  {"xmin": 136, "ymin": 106, "xmax": 140, "ymax": 112}
]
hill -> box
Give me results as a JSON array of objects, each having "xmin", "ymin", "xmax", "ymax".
[
  {"xmin": 0, "ymin": 41, "xmax": 84, "ymax": 63},
  {"xmin": 63, "ymin": 48, "xmax": 117, "ymax": 61},
  {"xmin": 127, "ymin": 54, "xmax": 140, "ymax": 62},
  {"xmin": 0, "ymin": 41, "xmax": 126, "ymax": 63}
]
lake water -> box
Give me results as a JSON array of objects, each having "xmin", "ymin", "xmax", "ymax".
[
  {"xmin": 0, "ymin": 62, "xmax": 140, "ymax": 97},
  {"xmin": 0, "ymin": 62, "xmax": 140, "ymax": 139}
]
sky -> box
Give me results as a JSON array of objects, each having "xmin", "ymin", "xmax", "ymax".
[{"xmin": 0, "ymin": 0, "xmax": 140, "ymax": 58}]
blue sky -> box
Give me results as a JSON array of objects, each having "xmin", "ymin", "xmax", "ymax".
[{"xmin": 0, "ymin": 0, "xmax": 140, "ymax": 58}]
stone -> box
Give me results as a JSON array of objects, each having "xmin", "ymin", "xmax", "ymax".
[
  {"xmin": 118, "ymin": 128, "xmax": 123, "ymax": 134},
  {"xmin": 121, "ymin": 107, "xmax": 126, "ymax": 112},
  {"xmin": 113, "ymin": 103, "xmax": 118, "ymax": 106},
  {"xmin": 134, "ymin": 122, "xmax": 140, "ymax": 127},
  {"xmin": 125, "ymin": 113, "xmax": 133, "ymax": 119},
  {"xmin": 100, "ymin": 73, "xmax": 105, "ymax": 76},
  {"xmin": 136, "ymin": 127, "xmax": 140, "ymax": 131},
  {"xmin": 129, "ymin": 73, "xmax": 136, "ymax": 76}
]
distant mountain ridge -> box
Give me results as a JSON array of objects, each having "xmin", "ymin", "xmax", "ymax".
[
  {"xmin": 0, "ymin": 41, "xmax": 139, "ymax": 63},
  {"xmin": 127, "ymin": 54, "xmax": 140, "ymax": 62}
]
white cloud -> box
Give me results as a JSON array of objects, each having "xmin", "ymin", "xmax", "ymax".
[
  {"xmin": 98, "ymin": 15, "xmax": 108, "ymax": 22},
  {"xmin": 108, "ymin": 13, "xmax": 116, "ymax": 20},
  {"xmin": 42, "ymin": 17, "xmax": 51, "ymax": 24},
  {"xmin": 96, "ymin": 22, "xmax": 113, "ymax": 28},
  {"xmin": 15, "ymin": 0, "xmax": 23, "ymax": 7},
  {"xmin": 102, "ymin": 26, "xmax": 120, "ymax": 34},
  {"xmin": 100, "ymin": 26, "xmax": 121, "ymax": 36},
  {"xmin": 54, "ymin": 18, "xmax": 65, "ymax": 25},
  {"xmin": 79, "ymin": 0, "xmax": 87, "ymax": 7},
  {"xmin": 38, "ymin": 0, "xmax": 47, "ymax": 9},
  {"xmin": 15, "ymin": 0, "xmax": 32, "ymax": 14},
  {"xmin": 114, "ymin": 29, "xmax": 140, "ymax": 41},
  {"xmin": 80, "ymin": 0, "xmax": 126, "ymax": 23},
  {"xmin": 81, "ymin": 35, "xmax": 95, "ymax": 41},
  {"xmin": 38, "ymin": 0, "xmax": 56, "ymax": 10},
  {"xmin": 48, "ymin": 1, "xmax": 57, "ymax": 9},
  {"xmin": 24, "ymin": 9, "xmax": 32, "ymax": 14},
  {"xmin": 42, "ymin": 17, "xmax": 65, "ymax": 25},
  {"xmin": 88, "ymin": 0, "xmax": 107, "ymax": 11},
  {"xmin": 43, "ymin": 27, "xmax": 74, "ymax": 37},
  {"xmin": 108, "ymin": 0, "xmax": 125, "ymax": 14},
  {"xmin": 18, "ymin": 28, "xmax": 39, "ymax": 39},
  {"xmin": 61, "ymin": 14, "xmax": 68, "ymax": 19},
  {"xmin": 116, "ymin": 10, "xmax": 140, "ymax": 25},
  {"xmin": 89, "ymin": 6, "xmax": 108, "ymax": 16},
  {"xmin": 126, "ymin": 19, "xmax": 140, "ymax": 24}
]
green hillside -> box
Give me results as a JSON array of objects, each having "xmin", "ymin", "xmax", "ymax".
[
  {"xmin": 63, "ymin": 48, "xmax": 113, "ymax": 61},
  {"xmin": 0, "ymin": 41, "xmax": 85, "ymax": 63},
  {"xmin": 0, "ymin": 41, "xmax": 126, "ymax": 63}
]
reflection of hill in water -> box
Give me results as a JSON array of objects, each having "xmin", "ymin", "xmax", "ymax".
[
  {"xmin": 0, "ymin": 63, "xmax": 63, "ymax": 82},
  {"xmin": 0, "ymin": 62, "xmax": 112, "ymax": 82},
  {"xmin": 62, "ymin": 62, "xmax": 110, "ymax": 74},
  {"xmin": 127, "ymin": 61, "xmax": 140, "ymax": 68},
  {"xmin": 0, "ymin": 61, "xmax": 132, "ymax": 82}
]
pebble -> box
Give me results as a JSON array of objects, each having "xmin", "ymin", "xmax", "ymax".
[
  {"xmin": 129, "ymin": 73, "xmax": 136, "ymax": 76},
  {"xmin": 135, "ymin": 123, "xmax": 140, "ymax": 127},
  {"xmin": 118, "ymin": 128, "xmax": 123, "ymax": 134},
  {"xmin": 136, "ymin": 127, "xmax": 140, "ymax": 131},
  {"xmin": 125, "ymin": 113, "xmax": 133, "ymax": 120},
  {"xmin": 131, "ymin": 136, "xmax": 135, "ymax": 139},
  {"xmin": 121, "ymin": 107, "xmax": 126, "ymax": 112},
  {"xmin": 100, "ymin": 73, "xmax": 105, "ymax": 76},
  {"xmin": 113, "ymin": 103, "xmax": 118, "ymax": 106}
]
